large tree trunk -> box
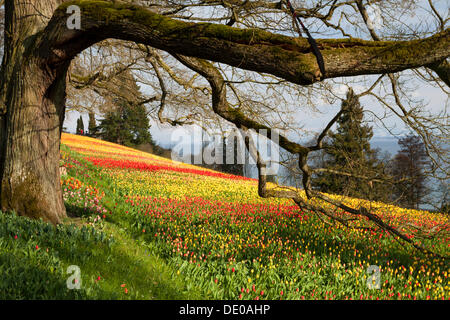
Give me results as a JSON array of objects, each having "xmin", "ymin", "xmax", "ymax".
[{"xmin": 0, "ymin": 0, "xmax": 67, "ymax": 224}]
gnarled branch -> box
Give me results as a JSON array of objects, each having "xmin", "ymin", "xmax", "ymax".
[{"xmin": 40, "ymin": 1, "xmax": 450, "ymax": 86}]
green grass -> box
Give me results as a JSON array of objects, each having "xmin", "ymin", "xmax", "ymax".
[
  {"xmin": 0, "ymin": 211, "xmax": 204, "ymax": 299},
  {"xmin": 0, "ymin": 146, "xmax": 204, "ymax": 300}
]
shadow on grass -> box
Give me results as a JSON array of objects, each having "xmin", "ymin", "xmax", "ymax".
[
  {"xmin": 0, "ymin": 208, "xmax": 201, "ymax": 300},
  {"xmin": 0, "ymin": 250, "xmax": 119, "ymax": 299}
]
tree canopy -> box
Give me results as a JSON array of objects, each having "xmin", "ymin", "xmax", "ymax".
[{"xmin": 312, "ymin": 88, "xmax": 386, "ymax": 201}]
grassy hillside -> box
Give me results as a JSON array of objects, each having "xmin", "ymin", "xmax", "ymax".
[{"xmin": 0, "ymin": 133, "xmax": 448, "ymax": 300}]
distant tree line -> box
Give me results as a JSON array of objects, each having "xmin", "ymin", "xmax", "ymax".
[{"xmin": 309, "ymin": 88, "xmax": 439, "ymax": 211}]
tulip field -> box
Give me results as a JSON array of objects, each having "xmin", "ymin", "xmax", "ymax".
[
  {"xmin": 53, "ymin": 133, "xmax": 450, "ymax": 300},
  {"xmin": 2, "ymin": 132, "xmax": 447, "ymax": 300}
]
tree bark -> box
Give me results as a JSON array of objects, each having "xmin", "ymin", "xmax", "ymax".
[{"xmin": 0, "ymin": 0, "xmax": 68, "ymax": 224}]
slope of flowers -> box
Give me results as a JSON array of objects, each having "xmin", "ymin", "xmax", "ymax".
[
  {"xmin": 60, "ymin": 133, "xmax": 449, "ymax": 300},
  {"xmin": 62, "ymin": 133, "xmax": 253, "ymax": 182}
]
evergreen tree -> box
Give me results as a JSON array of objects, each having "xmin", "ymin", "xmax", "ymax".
[
  {"xmin": 75, "ymin": 118, "xmax": 80, "ymax": 134},
  {"xmin": 97, "ymin": 70, "xmax": 154, "ymax": 147},
  {"xmin": 76, "ymin": 115, "xmax": 84, "ymax": 135},
  {"xmin": 99, "ymin": 102, "xmax": 154, "ymax": 147},
  {"xmin": 390, "ymin": 135, "xmax": 430, "ymax": 209},
  {"xmin": 312, "ymin": 88, "xmax": 386, "ymax": 200},
  {"xmin": 88, "ymin": 112, "xmax": 97, "ymax": 137}
]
